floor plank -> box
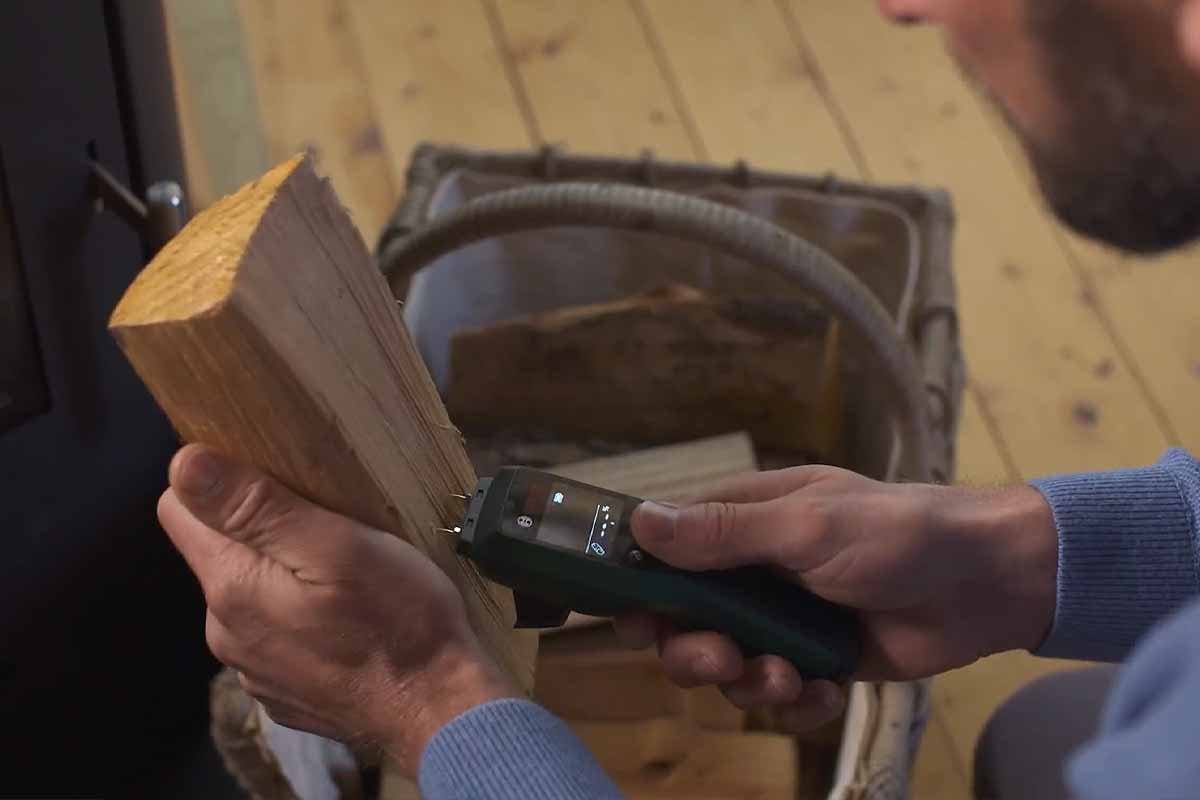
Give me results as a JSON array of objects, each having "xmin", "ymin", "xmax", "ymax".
[
  {"xmin": 347, "ymin": 0, "xmax": 533, "ymax": 182},
  {"xmin": 955, "ymin": 392, "xmax": 1017, "ymax": 486},
  {"xmin": 237, "ymin": 0, "xmax": 397, "ymax": 241},
  {"xmin": 784, "ymin": 1, "xmax": 1157, "ymax": 781},
  {"xmin": 911, "ymin": 710, "xmax": 972, "ymax": 800},
  {"xmin": 1053, "ymin": 223, "xmax": 1200, "ymax": 451},
  {"xmin": 492, "ymin": 0, "xmax": 696, "ymax": 159},
  {"xmin": 637, "ymin": 0, "xmax": 860, "ymax": 174},
  {"xmin": 164, "ymin": 0, "xmax": 269, "ymax": 209},
  {"xmin": 979, "ymin": 102, "xmax": 1200, "ymax": 455},
  {"xmin": 787, "ymin": 2, "xmax": 1170, "ymax": 478}
]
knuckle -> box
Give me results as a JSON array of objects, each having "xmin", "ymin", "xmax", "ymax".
[
  {"xmin": 224, "ymin": 478, "xmax": 294, "ymax": 543},
  {"xmin": 700, "ymin": 501, "xmax": 738, "ymax": 551}
]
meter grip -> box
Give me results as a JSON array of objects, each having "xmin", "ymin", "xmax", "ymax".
[{"xmin": 649, "ymin": 564, "xmax": 861, "ymax": 680}]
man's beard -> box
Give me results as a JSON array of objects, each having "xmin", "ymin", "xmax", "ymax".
[{"xmin": 1011, "ymin": 1, "xmax": 1200, "ymax": 254}]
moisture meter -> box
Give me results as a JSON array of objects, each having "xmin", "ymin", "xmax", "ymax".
[{"xmin": 449, "ymin": 466, "xmax": 861, "ymax": 680}]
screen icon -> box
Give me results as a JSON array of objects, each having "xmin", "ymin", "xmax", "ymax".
[
  {"xmin": 517, "ymin": 515, "xmax": 534, "ymax": 528},
  {"xmin": 553, "ymin": 491, "xmax": 565, "ymax": 504}
]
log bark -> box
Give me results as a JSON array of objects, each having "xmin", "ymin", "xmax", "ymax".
[
  {"xmin": 109, "ymin": 154, "xmax": 536, "ymax": 691},
  {"xmin": 446, "ymin": 284, "xmax": 842, "ymax": 458}
]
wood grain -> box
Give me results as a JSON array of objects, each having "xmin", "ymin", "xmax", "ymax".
[
  {"xmin": 570, "ymin": 718, "xmax": 799, "ymax": 799},
  {"xmin": 638, "ymin": 0, "xmax": 860, "ymax": 175},
  {"xmin": 347, "ymin": 0, "xmax": 533, "ymax": 175},
  {"xmin": 536, "ymin": 626, "xmax": 745, "ymax": 730},
  {"xmin": 549, "ymin": 432, "xmax": 759, "ymax": 502},
  {"xmin": 447, "ymin": 284, "xmax": 840, "ymax": 457},
  {"xmin": 237, "ymin": 0, "xmax": 397, "ymax": 242},
  {"xmin": 493, "ymin": 0, "xmax": 696, "ymax": 158},
  {"xmin": 109, "ymin": 154, "xmax": 536, "ymax": 691}
]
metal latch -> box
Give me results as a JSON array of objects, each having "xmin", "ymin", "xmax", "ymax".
[{"xmin": 89, "ymin": 161, "xmax": 187, "ymax": 255}]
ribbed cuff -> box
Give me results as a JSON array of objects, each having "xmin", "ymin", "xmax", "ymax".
[
  {"xmin": 1030, "ymin": 454, "xmax": 1200, "ymax": 662},
  {"xmin": 418, "ymin": 699, "xmax": 624, "ymax": 800}
]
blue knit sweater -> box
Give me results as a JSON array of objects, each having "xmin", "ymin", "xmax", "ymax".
[{"xmin": 419, "ymin": 449, "xmax": 1200, "ymax": 799}]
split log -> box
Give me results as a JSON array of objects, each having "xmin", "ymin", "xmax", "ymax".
[
  {"xmin": 535, "ymin": 626, "xmax": 745, "ymax": 731},
  {"xmin": 108, "ymin": 154, "xmax": 537, "ymax": 691},
  {"xmin": 446, "ymin": 283, "xmax": 842, "ymax": 458},
  {"xmin": 548, "ymin": 432, "xmax": 758, "ymax": 502},
  {"xmin": 568, "ymin": 718, "xmax": 799, "ymax": 800}
]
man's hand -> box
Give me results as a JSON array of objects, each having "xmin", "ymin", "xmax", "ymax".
[
  {"xmin": 615, "ymin": 466, "xmax": 1057, "ymax": 731},
  {"xmin": 157, "ymin": 444, "xmax": 520, "ymax": 774}
]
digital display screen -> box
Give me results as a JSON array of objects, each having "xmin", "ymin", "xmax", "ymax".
[{"xmin": 536, "ymin": 482, "xmax": 625, "ymax": 560}]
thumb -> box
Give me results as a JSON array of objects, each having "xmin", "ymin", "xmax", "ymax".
[
  {"xmin": 168, "ymin": 444, "xmax": 361, "ymax": 576},
  {"xmin": 631, "ymin": 499, "xmax": 785, "ymax": 571}
]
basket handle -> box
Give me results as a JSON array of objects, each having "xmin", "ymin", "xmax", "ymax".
[{"xmin": 377, "ymin": 182, "xmax": 932, "ymax": 481}]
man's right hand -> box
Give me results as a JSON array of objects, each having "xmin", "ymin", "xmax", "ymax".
[{"xmin": 614, "ymin": 465, "xmax": 1058, "ymax": 730}]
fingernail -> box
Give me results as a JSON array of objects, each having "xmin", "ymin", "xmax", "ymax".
[
  {"xmin": 633, "ymin": 501, "xmax": 678, "ymax": 544},
  {"xmin": 178, "ymin": 450, "xmax": 224, "ymax": 497}
]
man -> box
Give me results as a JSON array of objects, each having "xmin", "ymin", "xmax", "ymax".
[{"xmin": 158, "ymin": 1, "xmax": 1200, "ymax": 798}]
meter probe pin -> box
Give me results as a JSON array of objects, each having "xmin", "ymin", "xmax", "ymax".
[
  {"xmin": 450, "ymin": 493, "xmax": 470, "ymax": 501},
  {"xmin": 434, "ymin": 526, "xmax": 462, "ymax": 536}
]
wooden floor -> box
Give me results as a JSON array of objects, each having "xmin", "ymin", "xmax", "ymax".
[{"xmin": 166, "ymin": 2, "xmax": 1200, "ymax": 797}]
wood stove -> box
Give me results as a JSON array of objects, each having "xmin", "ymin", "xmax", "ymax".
[{"xmin": 1, "ymin": 2, "xmax": 243, "ymax": 796}]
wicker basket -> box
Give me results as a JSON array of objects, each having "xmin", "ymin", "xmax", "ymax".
[{"xmin": 210, "ymin": 143, "xmax": 965, "ymax": 800}]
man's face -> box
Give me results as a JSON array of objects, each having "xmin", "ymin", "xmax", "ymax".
[{"xmin": 878, "ymin": 0, "xmax": 1200, "ymax": 254}]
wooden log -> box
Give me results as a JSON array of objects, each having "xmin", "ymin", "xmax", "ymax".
[
  {"xmin": 108, "ymin": 154, "xmax": 537, "ymax": 691},
  {"xmin": 535, "ymin": 626, "xmax": 746, "ymax": 731},
  {"xmin": 568, "ymin": 718, "xmax": 799, "ymax": 800},
  {"xmin": 548, "ymin": 432, "xmax": 759, "ymax": 503},
  {"xmin": 445, "ymin": 284, "xmax": 843, "ymax": 458}
]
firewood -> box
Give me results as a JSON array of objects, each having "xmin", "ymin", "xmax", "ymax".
[
  {"xmin": 108, "ymin": 154, "xmax": 537, "ymax": 692},
  {"xmin": 569, "ymin": 718, "xmax": 799, "ymax": 799},
  {"xmin": 535, "ymin": 625, "xmax": 745, "ymax": 731},
  {"xmin": 446, "ymin": 284, "xmax": 842, "ymax": 458}
]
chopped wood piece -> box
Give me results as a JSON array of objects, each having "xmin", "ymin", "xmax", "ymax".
[
  {"xmin": 549, "ymin": 432, "xmax": 758, "ymax": 502},
  {"xmin": 109, "ymin": 154, "xmax": 536, "ymax": 690},
  {"xmin": 535, "ymin": 626, "xmax": 745, "ymax": 731},
  {"xmin": 446, "ymin": 284, "xmax": 842, "ymax": 458},
  {"xmin": 569, "ymin": 718, "xmax": 799, "ymax": 799}
]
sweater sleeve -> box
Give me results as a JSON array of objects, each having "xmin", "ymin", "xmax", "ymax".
[
  {"xmin": 418, "ymin": 699, "xmax": 625, "ymax": 800},
  {"xmin": 1029, "ymin": 448, "xmax": 1200, "ymax": 661}
]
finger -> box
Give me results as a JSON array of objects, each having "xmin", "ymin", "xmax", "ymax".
[
  {"xmin": 168, "ymin": 444, "xmax": 365, "ymax": 575},
  {"xmin": 658, "ymin": 630, "xmax": 744, "ymax": 688},
  {"xmin": 775, "ymin": 680, "xmax": 847, "ymax": 732},
  {"xmin": 677, "ymin": 466, "xmax": 827, "ymax": 506},
  {"xmin": 158, "ymin": 487, "xmax": 244, "ymax": 589},
  {"xmin": 631, "ymin": 496, "xmax": 790, "ymax": 571},
  {"xmin": 719, "ymin": 655, "xmax": 805, "ymax": 709},
  {"xmin": 162, "ymin": 489, "xmax": 282, "ymax": 618},
  {"xmin": 612, "ymin": 611, "xmax": 659, "ymax": 650}
]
